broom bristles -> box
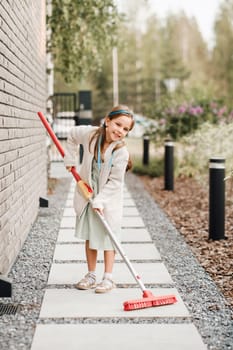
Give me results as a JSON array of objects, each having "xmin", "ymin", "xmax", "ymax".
[{"xmin": 123, "ymin": 294, "xmax": 177, "ymax": 311}]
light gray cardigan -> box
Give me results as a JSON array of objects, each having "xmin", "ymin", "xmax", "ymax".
[{"xmin": 64, "ymin": 125, "xmax": 129, "ymax": 231}]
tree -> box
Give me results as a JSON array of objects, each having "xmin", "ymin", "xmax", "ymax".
[
  {"xmin": 90, "ymin": 11, "xmax": 210, "ymax": 118},
  {"xmin": 211, "ymin": 0, "xmax": 233, "ymax": 101},
  {"xmin": 48, "ymin": 0, "xmax": 120, "ymax": 82}
]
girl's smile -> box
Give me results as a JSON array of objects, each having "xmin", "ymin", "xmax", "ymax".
[{"xmin": 105, "ymin": 115, "xmax": 132, "ymax": 143}]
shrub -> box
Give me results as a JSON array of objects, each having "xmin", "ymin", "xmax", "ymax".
[
  {"xmin": 176, "ymin": 121, "xmax": 233, "ymax": 179},
  {"xmin": 147, "ymin": 94, "xmax": 233, "ymax": 141}
]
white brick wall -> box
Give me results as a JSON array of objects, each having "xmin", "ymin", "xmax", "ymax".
[{"xmin": 0, "ymin": 0, "xmax": 47, "ymax": 274}]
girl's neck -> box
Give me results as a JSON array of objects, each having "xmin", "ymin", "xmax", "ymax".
[
  {"xmin": 104, "ymin": 136, "xmax": 112, "ymax": 145},
  {"xmin": 102, "ymin": 141, "xmax": 111, "ymax": 152}
]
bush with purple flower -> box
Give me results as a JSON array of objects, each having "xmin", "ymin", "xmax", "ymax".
[{"xmin": 152, "ymin": 97, "xmax": 233, "ymax": 140}]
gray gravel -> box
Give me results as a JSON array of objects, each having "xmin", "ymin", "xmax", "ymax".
[
  {"xmin": 0, "ymin": 177, "xmax": 71, "ymax": 350},
  {"xmin": 0, "ymin": 172, "xmax": 232, "ymax": 350}
]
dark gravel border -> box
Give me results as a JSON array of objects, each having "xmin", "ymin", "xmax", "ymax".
[{"xmin": 0, "ymin": 172, "xmax": 232, "ymax": 350}]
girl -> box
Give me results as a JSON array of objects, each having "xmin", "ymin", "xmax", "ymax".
[{"xmin": 64, "ymin": 105, "xmax": 134, "ymax": 293}]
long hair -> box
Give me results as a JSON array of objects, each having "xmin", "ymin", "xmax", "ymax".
[{"xmin": 89, "ymin": 105, "xmax": 134, "ymax": 171}]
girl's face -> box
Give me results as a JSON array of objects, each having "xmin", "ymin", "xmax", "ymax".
[{"xmin": 105, "ymin": 115, "xmax": 132, "ymax": 143}]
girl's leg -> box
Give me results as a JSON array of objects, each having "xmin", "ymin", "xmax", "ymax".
[
  {"xmin": 85, "ymin": 240, "xmax": 97, "ymax": 271},
  {"xmin": 103, "ymin": 250, "xmax": 115, "ymax": 273},
  {"xmin": 75, "ymin": 240, "xmax": 97, "ymax": 290},
  {"xmin": 95, "ymin": 250, "xmax": 116, "ymax": 293}
]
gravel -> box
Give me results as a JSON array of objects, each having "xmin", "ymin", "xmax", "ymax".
[
  {"xmin": 0, "ymin": 177, "xmax": 71, "ymax": 350},
  {"xmin": 0, "ymin": 172, "xmax": 232, "ymax": 350},
  {"xmin": 126, "ymin": 172, "xmax": 233, "ymax": 350}
]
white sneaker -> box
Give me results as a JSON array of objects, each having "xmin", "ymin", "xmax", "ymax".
[
  {"xmin": 75, "ymin": 272, "xmax": 96, "ymax": 290},
  {"xmin": 95, "ymin": 278, "xmax": 116, "ymax": 294}
]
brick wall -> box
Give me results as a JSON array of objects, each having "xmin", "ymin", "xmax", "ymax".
[{"xmin": 0, "ymin": 0, "xmax": 47, "ymax": 274}]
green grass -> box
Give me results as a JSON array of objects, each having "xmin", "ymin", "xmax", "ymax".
[{"xmin": 132, "ymin": 156, "xmax": 164, "ymax": 177}]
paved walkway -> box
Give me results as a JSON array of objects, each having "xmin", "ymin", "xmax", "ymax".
[{"xmin": 30, "ymin": 170, "xmax": 207, "ymax": 349}]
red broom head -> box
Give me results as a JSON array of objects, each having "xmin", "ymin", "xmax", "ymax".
[{"xmin": 123, "ymin": 292, "xmax": 177, "ymax": 311}]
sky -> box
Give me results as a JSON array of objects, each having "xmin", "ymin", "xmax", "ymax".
[{"xmin": 116, "ymin": 0, "xmax": 224, "ymax": 47}]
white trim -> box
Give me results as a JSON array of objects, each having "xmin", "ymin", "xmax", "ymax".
[
  {"xmin": 165, "ymin": 141, "xmax": 174, "ymax": 147},
  {"xmin": 209, "ymin": 163, "xmax": 225, "ymax": 169}
]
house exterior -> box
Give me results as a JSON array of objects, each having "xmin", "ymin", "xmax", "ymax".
[{"xmin": 0, "ymin": 1, "xmax": 47, "ymax": 274}]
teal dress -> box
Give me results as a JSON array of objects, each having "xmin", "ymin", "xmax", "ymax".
[{"xmin": 75, "ymin": 159, "xmax": 117, "ymax": 250}]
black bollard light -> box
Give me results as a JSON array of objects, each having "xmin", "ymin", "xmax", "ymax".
[
  {"xmin": 143, "ymin": 135, "xmax": 150, "ymax": 165},
  {"xmin": 0, "ymin": 275, "xmax": 12, "ymax": 298},
  {"xmin": 164, "ymin": 139, "xmax": 174, "ymax": 191},
  {"xmin": 209, "ymin": 157, "xmax": 226, "ymax": 240}
]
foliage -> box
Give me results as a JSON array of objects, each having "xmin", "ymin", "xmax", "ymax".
[
  {"xmin": 211, "ymin": 0, "xmax": 233, "ymax": 102},
  {"xmin": 176, "ymin": 121, "xmax": 233, "ymax": 179},
  {"xmin": 51, "ymin": 0, "xmax": 233, "ymax": 123},
  {"xmin": 145, "ymin": 91, "xmax": 233, "ymax": 141},
  {"xmin": 48, "ymin": 0, "xmax": 120, "ymax": 82},
  {"xmin": 132, "ymin": 156, "xmax": 164, "ymax": 177},
  {"xmin": 159, "ymin": 15, "xmax": 191, "ymax": 82},
  {"xmin": 89, "ymin": 9, "xmax": 212, "ymax": 117},
  {"xmin": 132, "ymin": 121, "xmax": 233, "ymax": 183}
]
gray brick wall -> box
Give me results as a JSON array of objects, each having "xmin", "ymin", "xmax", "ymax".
[{"xmin": 0, "ymin": 1, "xmax": 47, "ymax": 274}]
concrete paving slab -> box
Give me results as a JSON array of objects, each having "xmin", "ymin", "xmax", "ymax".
[
  {"xmin": 68, "ymin": 183, "xmax": 130, "ymax": 192},
  {"xmin": 60, "ymin": 215, "xmax": 145, "ymax": 229},
  {"xmin": 53, "ymin": 243, "xmax": 161, "ymax": 261},
  {"xmin": 68, "ymin": 185, "xmax": 129, "ymax": 195},
  {"xmin": 57, "ymin": 229, "xmax": 81, "ymax": 242},
  {"xmin": 60, "ymin": 217, "xmax": 76, "ymax": 228},
  {"xmin": 123, "ymin": 207, "xmax": 140, "ymax": 216},
  {"xmin": 50, "ymin": 162, "xmax": 71, "ymax": 178},
  {"xmin": 69, "ymin": 192, "xmax": 75, "ymax": 197},
  {"xmin": 62, "ymin": 208, "xmax": 76, "ymax": 217},
  {"xmin": 39, "ymin": 287, "xmax": 189, "ymax": 319},
  {"xmin": 31, "ymin": 324, "xmax": 207, "ymax": 350},
  {"xmin": 67, "ymin": 192, "xmax": 74, "ymax": 200},
  {"xmin": 62, "ymin": 207, "xmax": 140, "ymax": 217},
  {"xmin": 122, "ymin": 216, "xmax": 145, "ymax": 227},
  {"xmin": 64, "ymin": 199, "xmax": 73, "ymax": 207},
  {"xmin": 57, "ymin": 227, "xmax": 152, "ymax": 243},
  {"xmin": 121, "ymin": 228, "xmax": 152, "ymax": 242},
  {"xmin": 69, "ymin": 181, "xmax": 76, "ymax": 189},
  {"xmin": 123, "ymin": 198, "xmax": 135, "ymax": 207},
  {"xmin": 123, "ymin": 193, "xmax": 133, "ymax": 199},
  {"xmin": 65, "ymin": 186, "xmax": 131, "ymax": 201},
  {"xmin": 47, "ymin": 262, "xmax": 173, "ymax": 285}
]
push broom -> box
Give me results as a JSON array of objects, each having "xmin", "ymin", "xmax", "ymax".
[{"xmin": 37, "ymin": 111, "xmax": 177, "ymax": 311}]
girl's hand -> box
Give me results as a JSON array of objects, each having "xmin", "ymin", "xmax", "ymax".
[{"xmin": 66, "ymin": 166, "xmax": 72, "ymax": 172}]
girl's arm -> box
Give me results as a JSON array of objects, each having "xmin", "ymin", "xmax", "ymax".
[{"xmin": 64, "ymin": 125, "xmax": 94, "ymax": 167}]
